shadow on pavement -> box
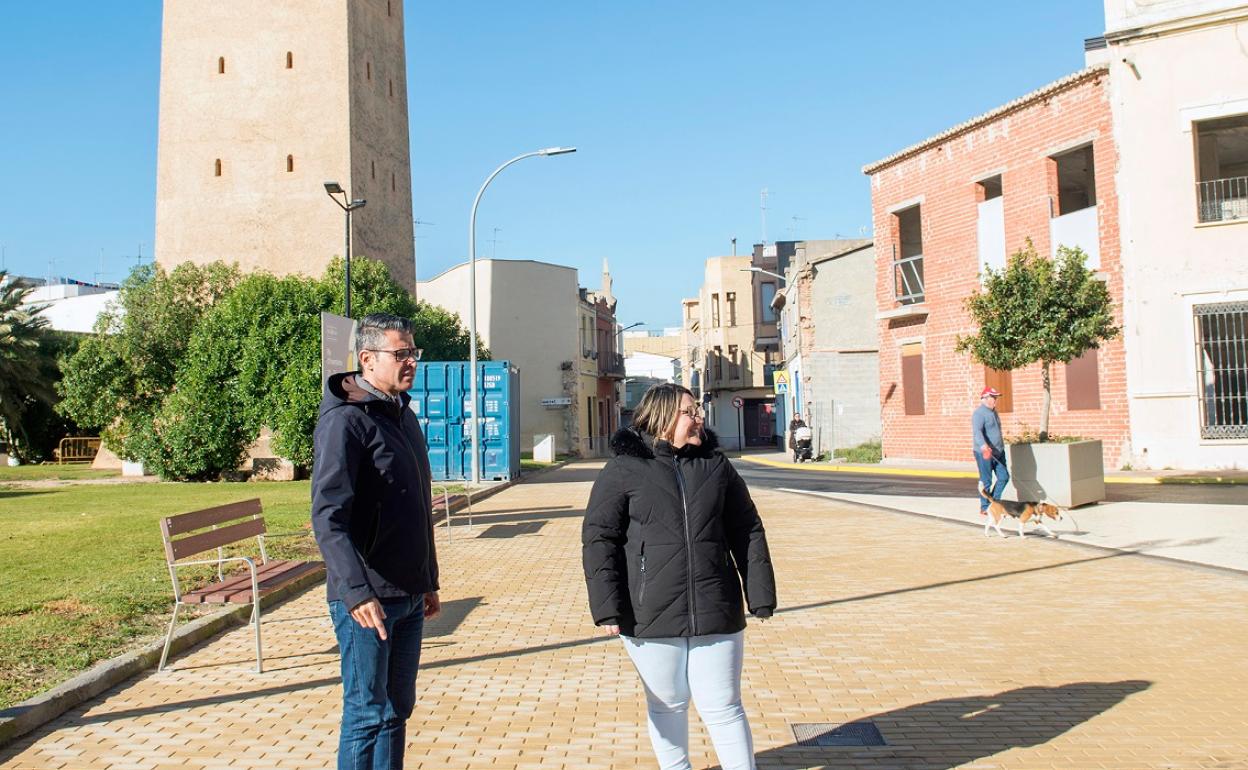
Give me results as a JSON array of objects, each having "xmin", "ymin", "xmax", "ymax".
[
  {"xmin": 722, "ymin": 680, "xmax": 1150, "ymax": 769},
  {"xmin": 778, "ymin": 548, "xmax": 1133, "ymax": 618},
  {"xmin": 519, "ymin": 466, "xmax": 604, "ymax": 485},
  {"xmin": 454, "ymin": 505, "xmax": 583, "ymax": 525}
]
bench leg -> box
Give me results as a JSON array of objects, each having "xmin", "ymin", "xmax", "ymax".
[
  {"xmin": 252, "ymin": 601, "xmax": 263, "ymax": 674},
  {"xmin": 159, "ymin": 602, "xmax": 181, "ymax": 672}
]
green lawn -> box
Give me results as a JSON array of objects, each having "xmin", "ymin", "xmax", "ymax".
[
  {"xmin": 0, "ymin": 465, "xmax": 121, "ymax": 482},
  {"xmin": 0, "ymin": 481, "xmax": 316, "ymax": 709}
]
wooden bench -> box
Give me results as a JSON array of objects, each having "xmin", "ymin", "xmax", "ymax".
[{"xmin": 158, "ymin": 498, "xmax": 323, "ymax": 673}]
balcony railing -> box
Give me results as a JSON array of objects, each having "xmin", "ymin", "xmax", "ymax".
[
  {"xmin": 893, "ymin": 252, "xmax": 925, "ymax": 304},
  {"xmin": 1198, "ymin": 176, "xmax": 1248, "ymax": 224},
  {"xmin": 599, "ymin": 352, "xmax": 626, "ymax": 378}
]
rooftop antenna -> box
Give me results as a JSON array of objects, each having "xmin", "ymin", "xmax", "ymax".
[
  {"xmin": 788, "ymin": 215, "xmax": 806, "ymax": 238},
  {"xmin": 760, "ymin": 187, "xmax": 769, "ymax": 244},
  {"xmin": 413, "ymin": 218, "xmax": 434, "ymax": 303},
  {"xmin": 489, "ymin": 226, "xmax": 503, "ymax": 259},
  {"xmin": 94, "ymin": 247, "xmax": 106, "ymax": 285}
]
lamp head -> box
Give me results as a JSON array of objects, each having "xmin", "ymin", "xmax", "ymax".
[
  {"xmin": 538, "ymin": 146, "xmax": 577, "ymax": 156},
  {"xmin": 323, "ymin": 181, "xmax": 344, "ymax": 195}
]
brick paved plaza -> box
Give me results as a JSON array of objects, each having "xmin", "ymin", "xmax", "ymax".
[{"xmin": 3, "ymin": 462, "xmax": 1246, "ymax": 769}]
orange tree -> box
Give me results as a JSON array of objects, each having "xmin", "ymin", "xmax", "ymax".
[{"xmin": 955, "ymin": 241, "xmax": 1118, "ymax": 441}]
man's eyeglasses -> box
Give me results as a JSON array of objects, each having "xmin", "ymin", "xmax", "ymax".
[
  {"xmin": 678, "ymin": 406, "xmax": 705, "ymax": 420},
  {"xmin": 367, "ymin": 347, "xmax": 423, "ymax": 362}
]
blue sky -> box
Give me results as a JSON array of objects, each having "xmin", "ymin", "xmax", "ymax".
[{"xmin": 1, "ymin": 1, "xmax": 1106, "ymax": 327}]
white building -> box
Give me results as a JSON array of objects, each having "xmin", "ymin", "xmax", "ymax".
[
  {"xmin": 17, "ymin": 278, "xmax": 119, "ymax": 334},
  {"xmin": 1098, "ymin": 0, "xmax": 1248, "ymax": 468}
]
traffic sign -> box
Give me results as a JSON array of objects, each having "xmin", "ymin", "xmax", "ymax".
[
  {"xmin": 731, "ymin": 396, "xmax": 744, "ymax": 409},
  {"xmin": 772, "ymin": 369, "xmax": 790, "ymax": 395}
]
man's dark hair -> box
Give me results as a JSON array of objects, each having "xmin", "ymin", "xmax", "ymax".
[{"xmin": 355, "ymin": 313, "xmax": 413, "ymax": 357}]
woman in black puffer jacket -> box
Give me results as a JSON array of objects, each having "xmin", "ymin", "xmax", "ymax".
[{"xmin": 583, "ymin": 384, "xmax": 776, "ymax": 770}]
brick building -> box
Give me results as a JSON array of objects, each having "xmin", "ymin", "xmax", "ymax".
[{"xmin": 863, "ymin": 66, "xmax": 1130, "ymax": 468}]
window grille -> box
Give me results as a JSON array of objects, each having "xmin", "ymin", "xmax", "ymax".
[{"xmin": 1194, "ymin": 301, "xmax": 1248, "ymax": 439}]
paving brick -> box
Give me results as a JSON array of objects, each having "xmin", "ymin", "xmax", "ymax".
[{"xmin": 3, "ymin": 462, "xmax": 1247, "ymax": 769}]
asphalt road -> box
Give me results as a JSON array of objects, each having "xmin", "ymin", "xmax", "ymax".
[{"xmin": 732, "ymin": 459, "xmax": 1248, "ymax": 506}]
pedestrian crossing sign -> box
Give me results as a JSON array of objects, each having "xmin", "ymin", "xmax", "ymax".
[{"xmin": 773, "ymin": 369, "xmax": 790, "ymax": 395}]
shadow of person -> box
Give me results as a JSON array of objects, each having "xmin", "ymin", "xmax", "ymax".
[{"xmin": 716, "ymin": 680, "xmax": 1151, "ymax": 770}]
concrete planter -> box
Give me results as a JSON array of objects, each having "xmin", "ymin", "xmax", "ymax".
[{"xmin": 1005, "ymin": 439, "xmax": 1105, "ymax": 508}]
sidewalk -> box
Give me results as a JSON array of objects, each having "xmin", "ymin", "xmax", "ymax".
[
  {"xmin": 739, "ymin": 452, "xmax": 1248, "ymax": 573},
  {"xmin": 739, "ymin": 450, "xmax": 1247, "ymax": 485},
  {"xmin": 3, "ymin": 461, "xmax": 1247, "ymax": 769}
]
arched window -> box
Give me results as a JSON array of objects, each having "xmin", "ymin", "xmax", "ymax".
[
  {"xmin": 286, "ymin": 51, "xmax": 293, "ymax": 69},
  {"xmin": 366, "ymin": 61, "xmax": 371, "ymax": 81},
  {"xmin": 214, "ymin": 158, "xmax": 222, "ymax": 177},
  {"xmin": 391, "ymin": 172, "xmax": 395, "ymax": 192},
  {"xmin": 287, "ymin": 155, "xmax": 294, "ymax": 173},
  {"xmin": 387, "ymin": 1, "xmax": 392, "ymax": 16},
  {"xmin": 218, "ymin": 57, "xmax": 225, "ymax": 74},
  {"xmin": 388, "ymin": 79, "xmax": 393, "ymax": 98},
  {"xmin": 371, "ymin": 160, "xmax": 376, "ymax": 180}
]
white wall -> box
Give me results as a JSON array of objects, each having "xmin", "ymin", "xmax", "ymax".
[
  {"xmin": 418, "ymin": 259, "xmax": 581, "ymax": 453},
  {"xmin": 1107, "ymin": 16, "xmax": 1248, "ymax": 468}
]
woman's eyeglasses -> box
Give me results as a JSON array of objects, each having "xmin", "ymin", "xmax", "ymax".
[{"xmin": 678, "ymin": 406, "xmax": 705, "ymax": 420}]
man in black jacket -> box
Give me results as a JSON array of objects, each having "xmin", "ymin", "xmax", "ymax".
[{"xmin": 312, "ymin": 313, "xmax": 440, "ymax": 770}]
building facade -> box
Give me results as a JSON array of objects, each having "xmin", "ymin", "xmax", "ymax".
[
  {"xmin": 418, "ymin": 259, "xmax": 620, "ymax": 456},
  {"xmin": 864, "ymin": 66, "xmax": 1130, "ymax": 468},
  {"xmin": 155, "ymin": 0, "xmax": 415, "ymax": 288},
  {"xmin": 680, "ymin": 253, "xmax": 781, "ymax": 450},
  {"xmin": 775, "ymin": 240, "xmax": 880, "ymax": 456},
  {"xmin": 1099, "ymin": 0, "xmax": 1248, "ymax": 469}
]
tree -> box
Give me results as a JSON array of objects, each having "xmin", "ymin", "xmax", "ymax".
[
  {"xmin": 57, "ymin": 262, "xmax": 241, "ymax": 464},
  {"xmin": 0, "ymin": 272, "xmax": 57, "ymax": 461},
  {"xmin": 955, "ymin": 242, "xmax": 1118, "ymax": 441}
]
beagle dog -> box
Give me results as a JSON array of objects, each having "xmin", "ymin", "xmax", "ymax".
[{"xmin": 979, "ymin": 487, "xmax": 1062, "ymax": 539}]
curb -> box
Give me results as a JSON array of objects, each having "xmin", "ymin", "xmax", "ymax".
[
  {"xmin": 733, "ymin": 454, "xmax": 1237, "ymax": 485},
  {"xmin": 0, "ymin": 567, "xmax": 325, "ymax": 748}
]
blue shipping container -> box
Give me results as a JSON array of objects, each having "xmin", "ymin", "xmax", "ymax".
[{"xmin": 407, "ymin": 361, "xmax": 520, "ymax": 482}]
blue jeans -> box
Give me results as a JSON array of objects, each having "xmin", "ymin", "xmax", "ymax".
[
  {"xmin": 330, "ymin": 595, "xmax": 425, "ymax": 770},
  {"xmin": 975, "ymin": 452, "xmax": 1010, "ymax": 511}
]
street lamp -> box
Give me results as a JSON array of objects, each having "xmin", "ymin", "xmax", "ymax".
[
  {"xmin": 740, "ymin": 266, "xmax": 786, "ymax": 284},
  {"xmin": 619, "ymin": 321, "xmax": 645, "ymax": 333},
  {"xmin": 467, "ymin": 147, "xmax": 576, "ymax": 485},
  {"xmin": 324, "ymin": 181, "xmax": 366, "ymax": 318}
]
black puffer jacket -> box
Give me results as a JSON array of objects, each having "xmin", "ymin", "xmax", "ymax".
[{"xmin": 582, "ymin": 427, "xmax": 776, "ymax": 638}]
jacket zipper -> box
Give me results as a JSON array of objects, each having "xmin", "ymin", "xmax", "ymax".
[
  {"xmin": 673, "ymin": 456, "xmax": 697, "ymax": 635},
  {"xmin": 638, "ymin": 545, "xmax": 647, "ymax": 605}
]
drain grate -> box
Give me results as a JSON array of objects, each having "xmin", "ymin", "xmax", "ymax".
[{"xmin": 791, "ymin": 721, "xmax": 886, "ymax": 747}]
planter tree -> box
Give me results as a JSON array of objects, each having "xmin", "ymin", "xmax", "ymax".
[{"xmin": 955, "ymin": 241, "xmax": 1118, "ymax": 441}]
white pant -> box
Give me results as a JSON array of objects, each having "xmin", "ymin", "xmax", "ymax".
[{"xmin": 621, "ymin": 631, "xmax": 755, "ymax": 770}]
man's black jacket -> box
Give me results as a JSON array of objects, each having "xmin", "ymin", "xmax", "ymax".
[
  {"xmin": 582, "ymin": 427, "xmax": 776, "ymax": 638},
  {"xmin": 311, "ymin": 372, "xmax": 438, "ymax": 610}
]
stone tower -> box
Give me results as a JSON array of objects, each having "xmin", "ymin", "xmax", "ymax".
[{"xmin": 154, "ymin": 0, "xmax": 414, "ymax": 289}]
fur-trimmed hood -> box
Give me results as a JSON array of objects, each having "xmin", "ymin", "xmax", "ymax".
[{"xmin": 609, "ymin": 426, "xmax": 720, "ymax": 459}]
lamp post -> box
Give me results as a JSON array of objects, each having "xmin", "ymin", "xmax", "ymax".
[
  {"xmin": 467, "ymin": 147, "xmax": 576, "ymax": 485},
  {"xmin": 740, "ymin": 266, "xmax": 786, "ymax": 284},
  {"xmin": 324, "ymin": 182, "xmax": 366, "ymax": 318}
]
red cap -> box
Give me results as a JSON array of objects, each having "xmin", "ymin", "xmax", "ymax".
[{"xmin": 981, "ymin": 386, "xmax": 1002, "ymax": 398}]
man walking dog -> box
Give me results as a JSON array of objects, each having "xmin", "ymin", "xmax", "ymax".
[{"xmin": 973, "ymin": 386, "xmax": 1009, "ymax": 516}]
